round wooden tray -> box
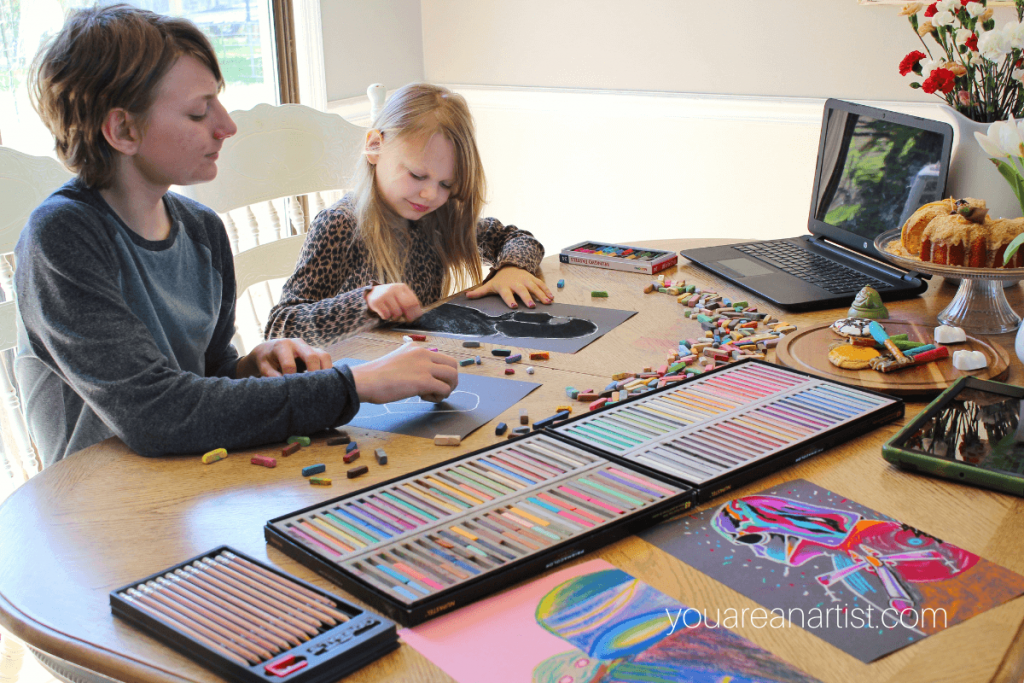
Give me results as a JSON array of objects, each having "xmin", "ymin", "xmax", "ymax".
[{"xmin": 775, "ymin": 319, "xmax": 1010, "ymax": 397}]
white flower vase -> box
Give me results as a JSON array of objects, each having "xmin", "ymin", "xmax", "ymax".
[
  {"xmin": 931, "ymin": 106, "xmax": 1023, "ymax": 337},
  {"xmin": 1016, "ymin": 322, "xmax": 1024, "ymax": 365},
  {"xmin": 942, "ymin": 107, "xmax": 1024, "ymax": 219}
]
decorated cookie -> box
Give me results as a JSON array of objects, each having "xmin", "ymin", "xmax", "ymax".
[
  {"xmin": 848, "ymin": 286, "xmax": 888, "ymax": 319},
  {"xmin": 830, "ymin": 317, "xmax": 874, "ymax": 338},
  {"xmin": 827, "ymin": 342, "xmax": 881, "ymax": 370}
]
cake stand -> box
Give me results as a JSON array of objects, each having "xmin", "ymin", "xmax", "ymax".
[{"xmin": 873, "ymin": 229, "xmax": 1024, "ymax": 335}]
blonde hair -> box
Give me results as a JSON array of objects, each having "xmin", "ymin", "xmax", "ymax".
[
  {"xmin": 352, "ymin": 83, "xmax": 485, "ymax": 295},
  {"xmin": 30, "ymin": 4, "xmax": 222, "ymax": 189}
]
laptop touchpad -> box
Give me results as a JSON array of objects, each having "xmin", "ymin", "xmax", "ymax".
[{"xmin": 715, "ymin": 258, "xmax": 774, "ymax": 278}]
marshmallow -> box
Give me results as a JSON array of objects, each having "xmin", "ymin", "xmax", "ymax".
[
  {"xmin": 952, "ymin": 350, "xmax": 987, "ymax": 371},
  {"xmin": 934, "ymin": 325, "xmax": 967, "ymax": 344}
]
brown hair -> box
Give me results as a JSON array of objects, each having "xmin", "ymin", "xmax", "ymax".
[
  {"xmin": 29, "ymin": 4, "xmax": 223, "ymax": 189},
  {"xmin": 352, "ymin": 83, "xmax": 486, "ymax": 295}
]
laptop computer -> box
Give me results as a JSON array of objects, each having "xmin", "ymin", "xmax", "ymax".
[{"xmin": 680, "ymin": 98, "xmax": 953, "ymax": 311}]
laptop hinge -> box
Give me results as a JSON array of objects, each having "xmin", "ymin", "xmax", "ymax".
[{"xmin": 808, "ymin": 235, "xmax": 931, "ymax": 281}]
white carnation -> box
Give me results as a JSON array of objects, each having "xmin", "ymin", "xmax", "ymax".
[
  {"xmin": 919, "ymin": 57, "xmax": 942, "ymax": 78},
  {"xmin": 932, "ymin": 10, "xmax": 955, "ymax": 27},
  {"xmin": 1006, "ymin": 21, "xmax": 1024, "ymax": 49},
  {"xmin": 978, "ymin": 28, "xmax": 1011, "ymax": 61},
  {"xmin": 966, "ymin": 1, "xmax": 985, "ymax": 18}
]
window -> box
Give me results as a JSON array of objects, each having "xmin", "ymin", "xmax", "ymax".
[{"xmin": 0, "ymin": 0, "xmax": 280, "ymax": 155}]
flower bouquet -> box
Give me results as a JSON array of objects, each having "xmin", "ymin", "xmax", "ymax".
[{"xmin": 900, "ymin": 0, "xmax": 1024, "ymax": 123}]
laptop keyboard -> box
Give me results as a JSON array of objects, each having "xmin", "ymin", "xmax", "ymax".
[{"xmin": 734, "ymin": 240, "xmax": 890, "ymax": 295}]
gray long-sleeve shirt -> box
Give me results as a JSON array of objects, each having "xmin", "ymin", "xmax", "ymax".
[{"xmin": 14, "ymin": 179, "xmax": 359, "ymax": 467}]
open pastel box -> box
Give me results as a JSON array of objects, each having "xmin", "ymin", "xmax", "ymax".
[
  {"xmin": 551, "ymin": 359, "xmax": 905, "ymax": 502},
  {"xmin": 265, "ymin": 431, "xmax": 696, "ymax": 626},
  {"xmin": 266, "ymin": 360, "xmax": 902, "ymax": 626}
]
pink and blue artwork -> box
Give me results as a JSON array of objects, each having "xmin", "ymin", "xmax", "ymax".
[{"xmin": 401, "ymin": 559, "xmax": 819, "ymax": 683}]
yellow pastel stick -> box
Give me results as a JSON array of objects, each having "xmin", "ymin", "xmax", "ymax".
[
  {"xmin": 403, "ymin": 484, "xmax": 461, "ymax": 513},
  {"xmin": 426, "ymin": 477, "xmax": 483, "ymax": 505},
  {"xmin": 311, "ymin": 517, "xmax": 362, "ymax": 548},
  {"xmin": 201, "ymin": 448, "xmax": 227, "ymax": 464},
  {"xmin": 510, "ymin": 506, "xmax": 549, "ymax": 526}
]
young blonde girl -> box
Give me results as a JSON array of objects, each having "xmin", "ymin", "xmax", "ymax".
[{"xmin": 266, "ymin": 83, "xmax": 553, "ymax": 347}]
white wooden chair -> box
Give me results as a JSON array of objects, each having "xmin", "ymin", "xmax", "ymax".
[
  {"xmin": 177, "ymin": 85, "xmax": 387, "ymax": 353},
  {"xmin": 0, "ymin": 145, "xmax": 72, "ymax": 683},
  {"xmin": 0, "ymin": 147, "xmax": 73, "ymax": 494}
]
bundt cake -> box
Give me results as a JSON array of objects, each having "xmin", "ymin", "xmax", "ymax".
[
  {"xmin": 901, "ymin": 198, "xmax": 954, "ymax": 254},
  {"xmin": 899, "ymin": 197, "xmax": 1024, "ymax": 268}
]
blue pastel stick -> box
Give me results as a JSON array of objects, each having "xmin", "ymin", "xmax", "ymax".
[{"xmin": 391, "ymin": 584, "xmax": 418, "ymax": 600}]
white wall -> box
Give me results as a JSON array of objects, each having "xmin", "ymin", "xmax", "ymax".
[
  {"xmin": 320, "ymin": 0, "xmax": 424, "ymax": 101},
  {"xmin": 459, "ymin": 89, "xmax": 965, "ymax": 250},
  {"xmin": 322, "ymin": 0, "xmax": 1016, "ymax": 250},
  {"xmin": 420, "ymin": 0, "xmax": 1015, "ymax": 101}
]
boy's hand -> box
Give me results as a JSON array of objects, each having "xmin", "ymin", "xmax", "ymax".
[
  {"xmin": 237, "ymin": 339, "xmax": 332, "ymax": 378},
  {"xmin": 350, "ymin": 343, "xmax": 459, "ymax": 403},
  {"xmin": 465, "ymin": 266, "xmax": 554, "ymax": 309},
  {"xmin": 366, "ymin": 283, "xmax": 423, "ymax": 322}
]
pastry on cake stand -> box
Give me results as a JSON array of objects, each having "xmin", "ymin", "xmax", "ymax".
[{"xmin": 874, "ymin": 229, "xmax": 1024, "ymax": 335}]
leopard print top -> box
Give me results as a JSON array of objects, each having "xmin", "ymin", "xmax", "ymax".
[{"xmin": 264, "ymin": 194, "xmax": 545, "ymax": 346}]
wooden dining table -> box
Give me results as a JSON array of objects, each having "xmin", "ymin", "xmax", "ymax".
[{"xmin": 2, "ymin": 238, "xmax": 1023, "ymax": 683}]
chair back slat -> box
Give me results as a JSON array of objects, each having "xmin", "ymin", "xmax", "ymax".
[
  {"xmin": 0, "ymin": 148, "xmax": 71, "ymax": 486},
  {"xmin": 176, "ymin": 102, "xmax": 371, "ymax": 353},
  {"xmin": 176, "ymin": 103, "xmax": 365, "ymax": 214},
  {"xmin": 0, "ymin": 148, "xmax": 73, "ymax": 256}
]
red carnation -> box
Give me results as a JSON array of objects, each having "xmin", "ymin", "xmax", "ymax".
[
  {"xmin": 922, "ymin": 68, "xmax": 956, "ymax": 95},
  {"xmin": 965, "ymin": 33, "xmax": 978, "ymax": 51},
  {"xmin": 900, "ymin": 50, "xmax": 928, "ymax": 76},
  {"xmin": 924, "ymin": 2, "xmax": 938, "ymax": 17}
]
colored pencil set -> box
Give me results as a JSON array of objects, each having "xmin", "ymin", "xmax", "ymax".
[
  {"xmin": 266, "ymin": 432, "xmax": 694, "ymax": 624},
  {"xmin": 110, "ymin": 547, "xmax": 398, "ymax": 683},
  {"xmin": 554, "ymin": 360, "xmax": 903, "ymax": 501},
  {"xmin": 560, "ymin": 240, "xmax": 679, "ymax": 274}
]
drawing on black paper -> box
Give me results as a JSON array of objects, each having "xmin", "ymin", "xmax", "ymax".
[{"xmin": 413, "ymin": 304, "xmax": 598, "ymax": 339}]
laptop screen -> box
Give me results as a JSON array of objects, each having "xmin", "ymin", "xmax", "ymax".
[{"xmin": 809, "ymin": 102, "xmax": 952, "ymax": 253}]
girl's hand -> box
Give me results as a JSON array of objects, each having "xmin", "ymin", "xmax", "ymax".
[
  {"xmin": 237, "ymin": 339, "xmax": 332, "ymax": 378},
  {"xmin": 350, "ymin": 343, "xmax": 459, "ymax": 403},
  {"xmin": 366, "ymin": 283, "xmax": 424, "ymax": 322},
  {"xmin": 465, "ymin": 266, "xmax": 554, "ymax": 309}
]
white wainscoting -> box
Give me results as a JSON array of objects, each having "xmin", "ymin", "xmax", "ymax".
[{"xmin": 329, "ymin": 87, "xmax": 953, "ymax": 255}]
